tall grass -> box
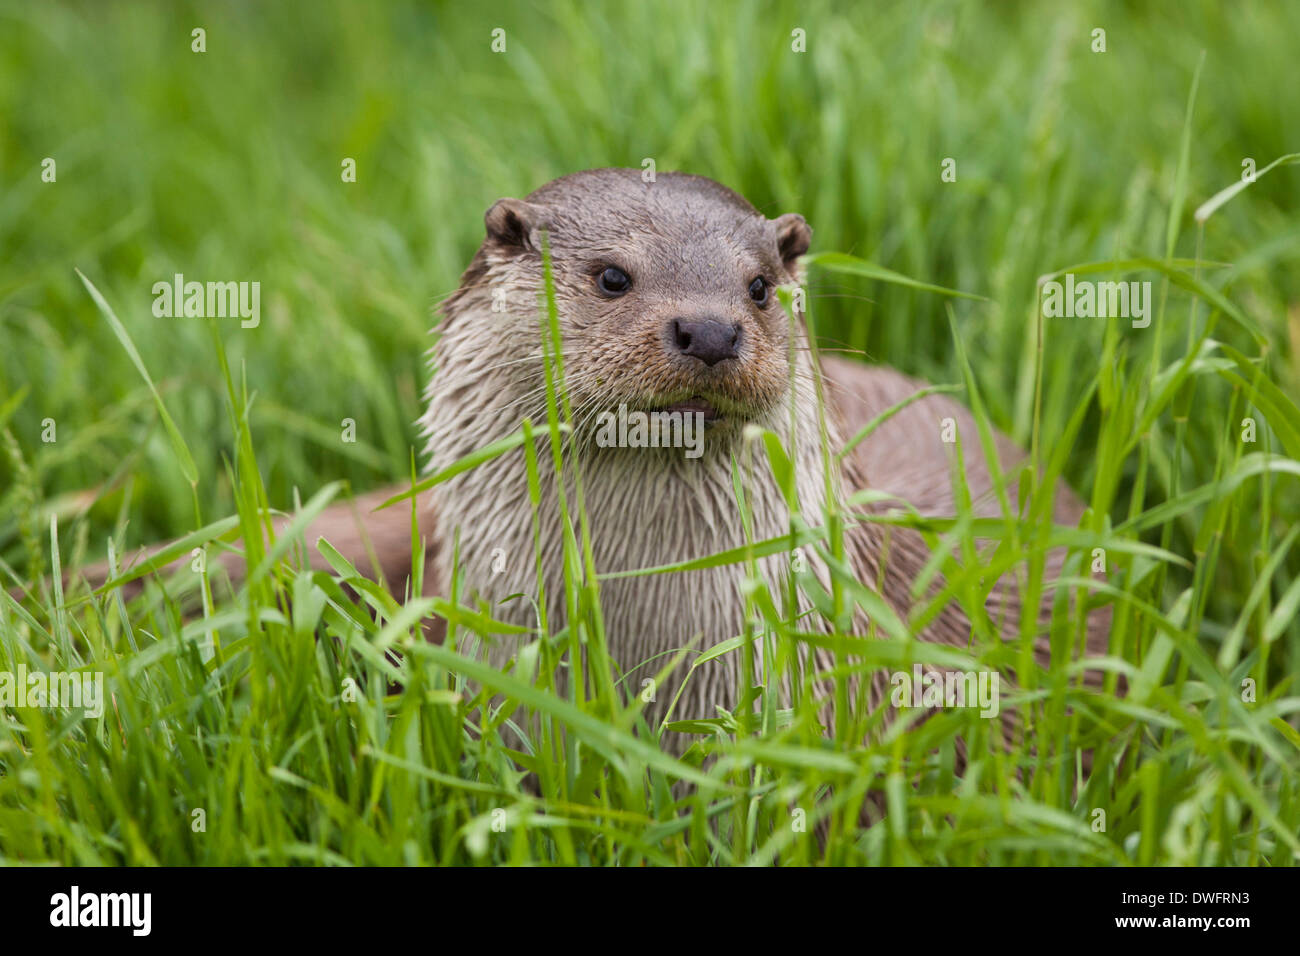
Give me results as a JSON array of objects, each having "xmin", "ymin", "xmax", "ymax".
[{"xmin": 1, "ymin": 0, "xmax": 1298, "ymax": 864}]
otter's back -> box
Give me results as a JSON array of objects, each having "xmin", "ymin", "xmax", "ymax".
[{"xmin": 821, "ymin": 356, "xmax": 1087, "ymax": 526}]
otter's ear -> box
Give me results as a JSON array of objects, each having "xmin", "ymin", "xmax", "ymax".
[
  {"xmin": 772, "ymin": 212, "xmax": 812, "ymax": 267},
  {"xmin": 484, "ymin": 198, "xmax": 548, "ymax": 252}
]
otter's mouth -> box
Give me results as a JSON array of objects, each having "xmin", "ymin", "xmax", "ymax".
[{"xmin": 661, "ymin": 397, "xmax": 723, "ymax": 422}]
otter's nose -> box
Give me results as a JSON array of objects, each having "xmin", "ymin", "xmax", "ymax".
[{"xmin": 670, "ymin": 318, "xmax": 740, "ymax": 367}]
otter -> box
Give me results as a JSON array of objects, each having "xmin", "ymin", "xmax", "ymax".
[
  {"xmin": 418, "ymin": 168, "xmax": 1107, "ymax": 747},
  {"xmin": 69, "ymin": 168, "xmax": 1108, "ymax": 753}
]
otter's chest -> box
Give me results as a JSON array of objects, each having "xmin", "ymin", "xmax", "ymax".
[{"xmin": 432, "ymin": 446, "xmax": 803, "ymax": 689}]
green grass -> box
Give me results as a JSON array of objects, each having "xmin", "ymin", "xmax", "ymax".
[{"xmin": 2, "ymin": 0, "xmax": 1299, "ymax": 865}]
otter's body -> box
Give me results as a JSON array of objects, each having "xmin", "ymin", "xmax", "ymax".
[{"xmin": 418, "ymin": 168, "xmax": 1105, "ymax": 735}]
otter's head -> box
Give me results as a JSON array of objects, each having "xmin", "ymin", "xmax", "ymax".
[{"xmin": 431, "ymin": 169, "xmax": 813, "ymax": 454}]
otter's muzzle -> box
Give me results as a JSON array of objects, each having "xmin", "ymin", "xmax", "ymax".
[{"xmin": 670, "ymin": 318, "xmax": 740, "ymax": 367}]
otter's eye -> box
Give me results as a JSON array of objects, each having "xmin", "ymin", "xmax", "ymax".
[
  {"xmin": 597, "ymin": 266, "xmax": 631, "ymax": 296},
  {"xmin": 748, "ymin": 276, "xmax": 768, "ymax": 305}
]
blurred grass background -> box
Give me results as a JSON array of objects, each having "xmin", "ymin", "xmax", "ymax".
[{"xmin": 1, "ymin": 0, "xmax": 1299, "ymax": 865}]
